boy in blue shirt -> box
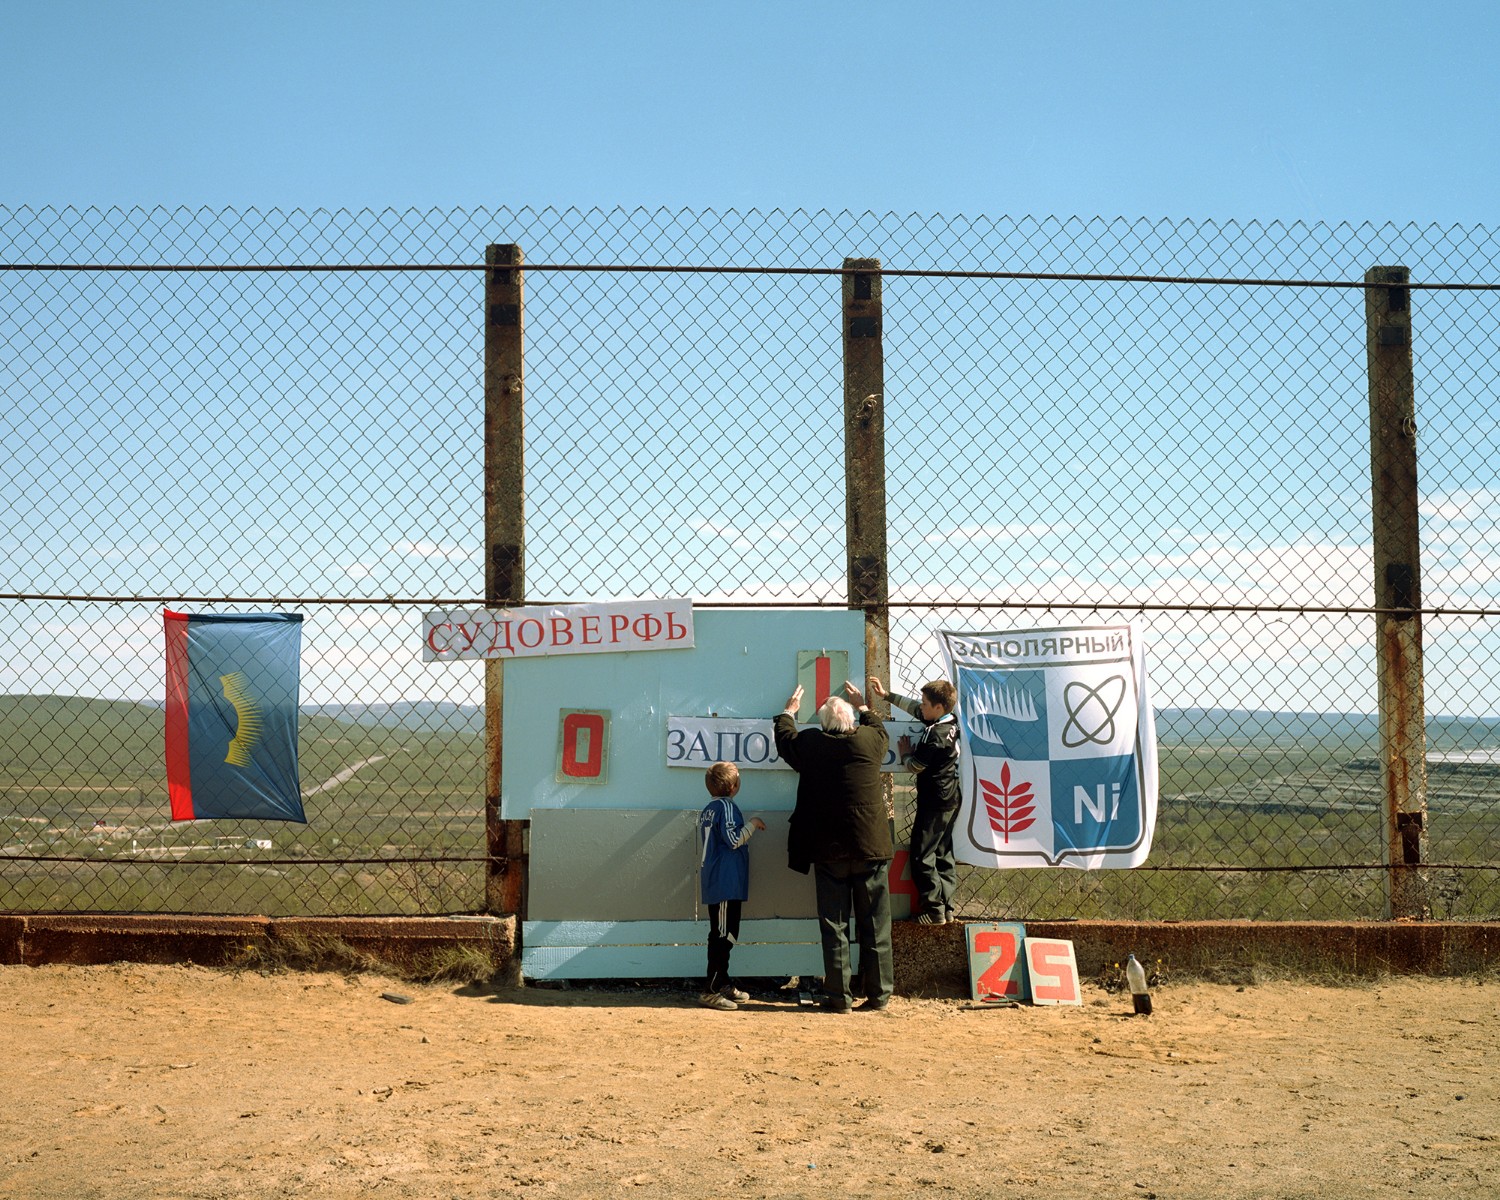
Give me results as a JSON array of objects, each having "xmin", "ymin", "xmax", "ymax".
[{"xmin": 698, "ymin": 761, "xmax": 766, "ymax": 1011}]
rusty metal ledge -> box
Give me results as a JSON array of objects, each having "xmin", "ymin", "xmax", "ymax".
[
  {"xmin": 894, "ymin": 919, "xmax": 1500, "ymax": 997},
  {"xmin": 0, "ymin": 913, "xmax": 517, "ymax": 976},
  {"xmin": 0, "ymin": 917, "xmax": 1495, "ymax": 992}
]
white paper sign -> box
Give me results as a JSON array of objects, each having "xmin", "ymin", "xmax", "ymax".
[
  {"xmin": 665, "ymin": 716, "xmax": 924, "ymax": 772},
  {"xmin": 422, "ymin": 599, "xmax": 694, "ymax": 662}
]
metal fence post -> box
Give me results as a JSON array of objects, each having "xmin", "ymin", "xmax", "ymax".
[
  {"xmin": 842, "ymin": 257, "xmax": 891, "ymax": 809},
  {"xmin": 485, "ymin": 243, "xmax": 527, "ymax": 917},
  {"xmin": 1365, "ymin": 264, "xmax": 1429, "ymax": 920}
]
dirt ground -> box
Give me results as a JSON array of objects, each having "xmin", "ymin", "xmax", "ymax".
[{"xmin": 1, "ymin": 964, "xmax": 1496, "ymax": 1200}]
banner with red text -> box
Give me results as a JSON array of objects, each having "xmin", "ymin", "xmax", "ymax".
[{"xmin": 421, "ymin": 599, "xmax": 694, "ymax": 662}]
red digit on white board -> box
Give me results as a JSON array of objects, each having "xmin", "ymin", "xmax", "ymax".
[
  {"xmin": 1025, "ymin": 938, "xmax": 1082, "ymax": 1005},
  {"xmin": 974, "ymin": 930, "xmax": 1020, "ymax": 997},
  {"xmin": 560, "ymin": 712, "xmax": 605, "ymax": 778}
]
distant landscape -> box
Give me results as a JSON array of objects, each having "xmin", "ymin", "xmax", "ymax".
[
  {"xmin": 297, "ymin": 700, "xmax": 1500, "ymax": 749},
  {"xmin": 301, "ymin": 701, "xmax": 488, "ymax": 736},
  {"xmin": 15, "ymin": 694, "xmax": 1499, "ymax": 749},
  {"xmin": 3, "ymin": 693, "xmax": 1498, "ymax": 921}
]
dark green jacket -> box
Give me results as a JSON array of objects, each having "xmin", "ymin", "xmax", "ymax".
[{"xmin": 774, "ymin": 708, "xmax": 891, "ymax": 873}]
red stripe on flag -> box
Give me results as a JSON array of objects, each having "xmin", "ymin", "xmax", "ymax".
[
  {"xmin": 163, "ymin": 610, "xmax": 194, "ymax": 820},
  {"xmin": 814, "ymin": 655, "xmax": 831, "ymax": 709}
]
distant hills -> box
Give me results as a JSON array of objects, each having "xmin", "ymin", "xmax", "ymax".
[
  {"xmin": 301, "ymin": 701, "xmax": 484, "ymax": 735},
  {"xmin": 0, "ymin": 694, "xmax": 430, "ymax": 778},
  {"xmin": 6, "ymin": 695, "xmax": 1500, "ymax": 751},
  {"xmin": 300, "ymin": 702, "xmax": 1500, "ymax": 752},
  {"xmin": 1158, "ymin": 707, "xmax": 1500, "ymax": 752}
]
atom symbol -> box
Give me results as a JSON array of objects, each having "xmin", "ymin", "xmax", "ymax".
[{"xmin": 1061, "ymin": 675, "xmax": 1127, "ymax": 748}]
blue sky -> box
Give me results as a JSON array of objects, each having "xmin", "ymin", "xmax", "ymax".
[
  {"xmin": 5, "ymin": 0, "xmax": 1498, "ymax": 225},
  {"xmin": 5, "ymin": 2, "xmax": 1500, "ymax": 718}
]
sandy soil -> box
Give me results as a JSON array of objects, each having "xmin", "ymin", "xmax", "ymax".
[{"xmin": 1, "ymin": 964, "xmax": 1496, "ymax": 1200}]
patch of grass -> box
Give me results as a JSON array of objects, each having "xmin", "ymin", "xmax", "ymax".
[
  {"xmin": 228, "ymin": 932, "xmax": 497, "ymax": 985},
  {"xmin": 406, "ymin": 943, "xmax": 496, "ymax": 985},
  {"xmin": 232, "ymin": 932, "xmax": 385, "ymax": 977}
]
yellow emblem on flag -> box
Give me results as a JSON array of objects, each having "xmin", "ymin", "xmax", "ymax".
[{"xmin": 219, "ymin": 671, "xmax": 264, "ymax": 767}]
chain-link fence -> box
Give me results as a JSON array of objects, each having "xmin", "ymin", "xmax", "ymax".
[{"xmin": 3, "ymin": 206, "xmax": 1498, "ymax": 920}]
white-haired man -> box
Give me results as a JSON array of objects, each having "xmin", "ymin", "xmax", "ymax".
[{"xmin": 773, "ymin": 680, "xmax": 893, "ymax": 1013}]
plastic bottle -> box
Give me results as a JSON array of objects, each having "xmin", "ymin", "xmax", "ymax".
[{"xmin": 1125, "ymin": 953, "xmax": 1152, "ymax": 1015}]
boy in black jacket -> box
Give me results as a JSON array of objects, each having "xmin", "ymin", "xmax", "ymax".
[{"xmin": 868, "ymin": 675, "xmax": 961, "ymax": 924}]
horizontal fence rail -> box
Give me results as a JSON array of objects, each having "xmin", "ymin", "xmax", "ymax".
[
  {"xmin": 6, "ymin": 259, "xmax": 1500, "ymax": 290},
  {"xmin": 2, "ymin": 204, "xmax": 1499, "ymax": 921}
]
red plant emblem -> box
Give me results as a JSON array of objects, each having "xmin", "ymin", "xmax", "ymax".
[{"xmin": 980, "ymin": 763, "xmax": 1036, "ymax": 843}]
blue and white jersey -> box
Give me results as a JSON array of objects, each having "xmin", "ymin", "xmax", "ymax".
[
  {"xmin": 891, "ymin": 692, "xmax": 962, "ymax": 810},
  {"xmin": 699, "ymin": 795, "xmax": 754, "ymax": 905}
]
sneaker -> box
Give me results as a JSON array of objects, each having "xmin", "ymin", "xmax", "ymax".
[
  {"xmin": 915, "ymin": 910, "xmax": 949, "ymax": 925},
  {"xmin": 719, "ymin": 985, "xmax": 750, "ymax": 1003},
  {"xmin": 699, "ymin": 992, "xmax": 738, "ymax": 1011}
]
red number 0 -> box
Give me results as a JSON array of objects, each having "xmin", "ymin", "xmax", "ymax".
[
  {"xmin": 560, "ymin": 712, "xmax": 605, "ymax": 778},
  {"xmin": 974, "ymin": 930, "xmax": 1020, "ymax": 998}
]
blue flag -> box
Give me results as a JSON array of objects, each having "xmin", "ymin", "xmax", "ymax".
[{"xmin": 164, "ymin": 610, "xmax": 306, "ymax": 822}]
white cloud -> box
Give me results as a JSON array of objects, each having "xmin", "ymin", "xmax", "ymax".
[
  {"xmin": 686, "ymin": 517, "xmax": 840, "ymax": 553},
  {"xmin": 87, "ymin": 540, "xmax": 168, "ymax": 563},
  {"xmin": 1421, "ymin": 490, "xmax": 1500, "ymax": 523},
  {"xmin": 388, "ymin": 541, "xmax": 480, "ymax": 562},
  {"xmin": 919, "ymin": 522, "xmax": 1072, "ymax": 545}
]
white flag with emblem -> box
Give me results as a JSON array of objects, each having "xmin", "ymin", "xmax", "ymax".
[{"xmin": 940, "ymin": 623, "xmax": 1158, "ymax": 869}]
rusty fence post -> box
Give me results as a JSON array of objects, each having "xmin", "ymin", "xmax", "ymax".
[
  {"xmin": 484, "ymin": 244, "xmax": 528, "ymax": 917},
  {"xmin": 842, "ymin": 257, "xmax": 892, "ymax": 817},
  {"xmin": 1365, "ymin": 264, "xmax": 1429, "ymax": 920}
]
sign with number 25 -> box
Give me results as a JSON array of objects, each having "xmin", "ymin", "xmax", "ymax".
[{"xmin": 965, "ymin": 923, "xmax": 1081, "ymax": 1006}]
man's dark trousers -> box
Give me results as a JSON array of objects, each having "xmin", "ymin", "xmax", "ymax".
[{"xmin": 813, "ymin": 858, "xmax": 894, "ymax": 1008}]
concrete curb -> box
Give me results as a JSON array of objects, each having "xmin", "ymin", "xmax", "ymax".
[
  {"xmin": 0, "ymin": 914, "xmax": 517, "ymax": 976},
  {"xmin": 1, "ymin": 915, "xmax": 1494, "ymax": 990},
  {"xmin": 0, "ymin": 915, "xmax": 26, "ymax": 966},
  {"xmin": 892, "ymin": 918, "xmax": 1500, "ymax": 996}
]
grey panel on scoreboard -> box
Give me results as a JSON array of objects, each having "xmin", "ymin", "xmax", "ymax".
[
  {"xmin": 528, "ymin": 808, "xmax": 817, "ymax": 922},
  {"xmin": 745, "ymin": 812, "xmax": 818, "ymax": 919}
]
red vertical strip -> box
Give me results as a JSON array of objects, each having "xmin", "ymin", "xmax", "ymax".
[
  {"xmin": 163, "ymin": 610, "xmax": 194, "ymax": 820},
  {"xmin": 814, "ymin": 655, "xmax": 832, "ymax": 709}
]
